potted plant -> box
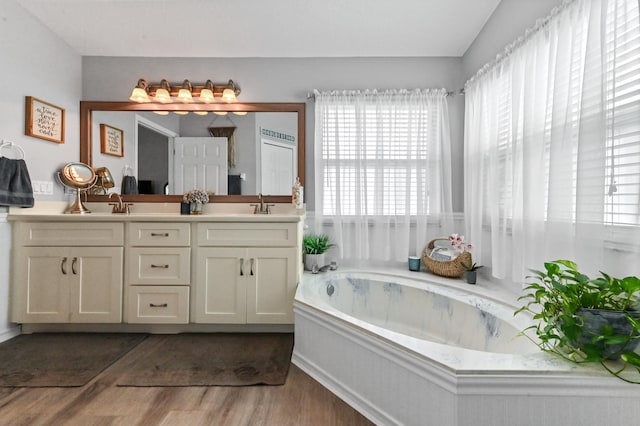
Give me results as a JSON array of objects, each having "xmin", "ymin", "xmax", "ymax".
[
  {"xmin": 461, "ymin": 262, "xmax": 483, "ymax": 284},
  {"xmin": 302, "ymin": 234, "xmax": 335, "ymax": 271},
  {"xmin": 183, "ymin": 188, "xmax": 210, "ymax": 215},
  {"xmin": 515, "ymin": 259, "xmax": 640, "ymax": 383}
]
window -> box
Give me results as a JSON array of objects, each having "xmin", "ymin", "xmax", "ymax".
[{"xmin": 317, "ymin": 90, "xmax": 450, "ymax": 217}]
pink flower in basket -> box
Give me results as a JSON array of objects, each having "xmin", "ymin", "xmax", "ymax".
[{"xmin": 449, "ymin": 233, "xmax": 473, "ymax": 253}]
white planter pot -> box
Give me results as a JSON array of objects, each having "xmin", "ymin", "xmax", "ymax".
[{"xmin": 304, "ymin": 253, "xmax": 326, "ymax": 271}]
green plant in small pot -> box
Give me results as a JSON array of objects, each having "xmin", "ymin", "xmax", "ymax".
[
  {"xmin": 461, "ymin": 262, "xmax": 483, "ymax": 284},
  {"xmin": 515, "ymin": 259, "xmax": 640, "ymax": 383},
  {"xmin": 302, "ymin": 234, "xmax": 335, "ymax": 271}
]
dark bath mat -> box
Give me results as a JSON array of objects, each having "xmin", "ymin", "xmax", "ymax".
[
  {"xmin": 0, "ymin": 333, "xmax": 147, "ymax": 387},
  {"xmin": 116, "ymin": 333, "xmax": 294, "ymax": 387}
]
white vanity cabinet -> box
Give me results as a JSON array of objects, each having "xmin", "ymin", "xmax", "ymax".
[
  {"xmin": 9, "ymin": 204, "xmax": 304, "ymax": 331},
  {"xmin": 125, "ymin": 222, "xmax": 191, "ymax": 324},
  {"xmin": 193, "ymin": 221, "xmax": 301, "ymax": 324},
  {"xmin": 11, "ymin": 222, "xmax": 124, "ymax": 323}
]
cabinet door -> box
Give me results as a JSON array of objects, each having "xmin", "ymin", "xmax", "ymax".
[
  {"xmin": 69, "ymin": 247, "xmax": 123, "ymax": 323},
  {"xmin": 246, "ymin": 247, "xmax": 297, "ymax": 324},
  {"xmin": 194, "ymin": 247, "xmax": 247, "ymax": 323},
  {"xmin": 14, "ymin": 247, "xmax": 70, "ymax": 323}
]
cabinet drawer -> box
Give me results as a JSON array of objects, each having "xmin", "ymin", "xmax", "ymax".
[
  {"xmin": 18, "ymin": 222, "xmax": 123, "ymax": 246},
  {"xmin": 128, "ymin": 247, "xmax": 190, "ymax": 284},
  {"xmin": 196, "ymin": 222, "xmax": 297, "ymax": 247},
  {"xmin": 127, "ymin": 286, "xmax": 189, "ymax": 324},
  {"xmin": 128, "ymin": 222, "xmax": 190, "ymax": 246}
]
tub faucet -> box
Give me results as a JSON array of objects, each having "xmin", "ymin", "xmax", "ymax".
[
  {"xmin": 312, "ymin": 261, "xmax": 338, "ymax": 274},
  {"xmin": 109, "ymin": 193, "xmax": 132, "ymax": 214}
]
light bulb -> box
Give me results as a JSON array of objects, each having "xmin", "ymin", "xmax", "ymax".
[
  {"xmin": 129, "ymin": 87, "xmax": 150, "ymax": 103},
  {"xmin": 177, "ymin": 88, "xmax": 193, "ymax": 103},
  {"xmin": 222, "ymin": 88, "xmax": 236, "ymax": 103},
  {"xmin": 154, "ymin": 88, "xmax": 171, "ymax": 103},
  {"xmin": 199, "ymin": 88, "xmax": 215, "ymax": 103}
]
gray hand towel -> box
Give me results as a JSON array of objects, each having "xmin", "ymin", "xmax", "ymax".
[
  {"xmin": 121, "ymin": 175, "xmax": 139, "ymax": 194},
  {"xmin": 0, "ymin": 157, "xmax": 34, "ymax": 207}
]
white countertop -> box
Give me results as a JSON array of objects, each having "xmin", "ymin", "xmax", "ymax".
[{"xmin": 8, "ymin": 201, "xmax": 306, "ymax": 223}]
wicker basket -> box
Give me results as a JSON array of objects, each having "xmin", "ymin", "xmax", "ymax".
[{"xmin": 422, "ymin": 238, "xmax": 471, "ymax": 278}]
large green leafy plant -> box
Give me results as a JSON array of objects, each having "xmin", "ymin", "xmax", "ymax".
[{"xmin": 515, "ymin": 260, "xmax": 640, "ymax": 383}]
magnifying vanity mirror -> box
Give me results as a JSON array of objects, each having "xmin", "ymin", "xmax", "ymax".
[
  {"xmin": 57, "ymin": 162, "xmax": 97, "ymax": 214},
  {"xmin": 80, "ymin": 102, "xmax": 306, "ymax": 203}
]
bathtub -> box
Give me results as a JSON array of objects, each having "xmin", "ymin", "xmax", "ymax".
[{"xmin": 292, "ymin": 269, "xmax": 640, "ymax": 426}]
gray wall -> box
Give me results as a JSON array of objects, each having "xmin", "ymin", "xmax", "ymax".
[
  {"xmin": 462, "ymin": 0, "xmax": 564, "ymax": 80},
  {"xmin": 0, "ymin": 0, "xmax": 82, "ymax": 340}
]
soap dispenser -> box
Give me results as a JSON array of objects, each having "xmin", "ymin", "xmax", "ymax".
[{"xmin": 292, "ymin": 177, "xmax": 304, "ymax": 209}]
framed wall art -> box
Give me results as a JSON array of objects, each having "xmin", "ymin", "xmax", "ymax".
[
  {"xmin": 25, "ymin": 96, "xmax": 65, "ymax": 144},
  {"xmin": 100, "ymin": 123, "xmax": 124, "ymax": 157}
]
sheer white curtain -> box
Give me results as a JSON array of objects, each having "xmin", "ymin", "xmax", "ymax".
[
  {"xmin": 314, "ymin": 89, "xmax": 453, "ymax": 265},
  {"xmin": 465, "ymin": 0, "xmax": 640, "ymax": 285}
]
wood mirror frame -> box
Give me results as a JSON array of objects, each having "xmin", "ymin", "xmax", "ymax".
[{"xmin": 80, "ymin": 101, "xmax": 306, "ymax": 203}]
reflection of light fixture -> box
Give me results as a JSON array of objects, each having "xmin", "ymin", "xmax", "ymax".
[
  {"xmin": 233, "ymin": 111, "xmax": 248, "ymax": 116},
  {"xmin": 174, "ymin": 111, "xmax": 189, "ymax": 115},
  {"xmin": 129, "ymin": 79, "xmax": 150, "ymax": 103},
  {"xmin": 94, "ymin": 167, "xmax": 115, "ymax": 195},
  {"xmin": 194, "ymin": 111, "xmax": 208, "ymax": 116},
  {"xmin": 130, "ymin": 78, "xmax": 241, "ymax": 104},
  {"xmin": 214, "ymin": 111, "xmax": 228, "ymax": 116},
  {"xmin": 177, "ymin": 80, "xmax": 193, "ymax": 103},
  {"xmin": 154, "ymin": 79, "xmax": 172, "ymax": 103},
  {"xmin": 154, "ymin": 111, "xmax": 169, "ymax": 115}
]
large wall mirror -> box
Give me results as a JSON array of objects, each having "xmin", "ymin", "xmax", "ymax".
[{"xmin": 80, "ymin": 101, "xmax": 305, "ymax": 203}]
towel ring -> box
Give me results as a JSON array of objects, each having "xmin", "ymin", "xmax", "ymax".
[{"xmin": 0, "ymin": 140, "xmax": 25, "ymax": 159}]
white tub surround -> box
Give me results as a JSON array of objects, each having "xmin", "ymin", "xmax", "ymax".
[
  {"xmin": 8, "ymin": 201, "xmax": 303, "ymax": 333},
  {"xmin": 293, "ymin": 269, "xmax": 640, "ymax": 426}
]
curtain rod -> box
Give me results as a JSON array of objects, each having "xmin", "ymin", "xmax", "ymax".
[
  {"xmin": 307, "ymin": 88, "xmax": 465, "ymax": 100},
  {"xmin": 465, "ymin": 0, "xmax": 576, "ymax": 88}
]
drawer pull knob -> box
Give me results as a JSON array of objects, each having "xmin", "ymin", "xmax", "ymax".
[
  {"xmin": 149, "ymin": 303, "xmax": 168, "ymax": 308},
  {"xmin": 150, "ymin": 232, "xmax": 170, "ymax": 237},
  {"xmin": 61, "ymin": 257, "xmax": 68, "ymax": 275},
  {"xmin": 240, "ymin": 258, "xmax": 245, "ymax": 276},
  {"xmin": 151, "ymin": 264, "xmax": 169, "ymax": 269}
]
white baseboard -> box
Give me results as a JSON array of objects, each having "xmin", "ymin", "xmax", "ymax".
[{"xmin": 0, "ymin": 324, "xmax": 21, "ymax": 343}]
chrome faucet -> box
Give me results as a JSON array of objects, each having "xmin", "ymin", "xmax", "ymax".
[
  {"xmin": 109, "ymin": 193, "xmax": 132, "ymax": 214},
  {"xmin": 251, "ymin": 193, "xmax": 274, "ymax": 214}
]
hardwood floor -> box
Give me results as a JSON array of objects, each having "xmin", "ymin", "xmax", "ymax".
[{"xmin": 0, "ymin": 346, "xmax": 373, "ymax": 426}]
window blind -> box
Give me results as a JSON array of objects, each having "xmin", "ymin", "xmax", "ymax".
[{"xmin": 604, "ymin": 0, "xmax": 640, "ymax": 226}]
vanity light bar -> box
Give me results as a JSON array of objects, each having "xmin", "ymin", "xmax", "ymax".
[{"xmin": 129, "ymin": 78, "xmax": 240, "ymax": 104}]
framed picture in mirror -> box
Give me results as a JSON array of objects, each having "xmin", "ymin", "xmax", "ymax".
[{"xmin": 100, "ymin": 123, "xmax": 124, "ymax": 157}]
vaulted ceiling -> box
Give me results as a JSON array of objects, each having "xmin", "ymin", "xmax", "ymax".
[{"xmin": 15, "ymin": 0, "xmax": 501, "ymax": 57}]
